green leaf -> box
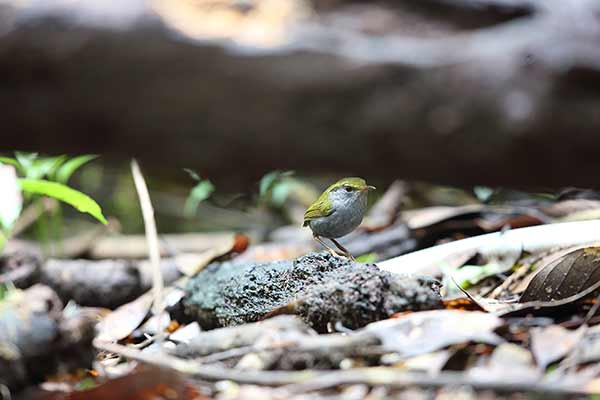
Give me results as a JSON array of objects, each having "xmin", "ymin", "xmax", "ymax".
[
  {"xmin": 356, "ymin": 252, "xmax": 378, "ymax": 263},
  {"xmin": 18, "ymin": 179, "xmax": 107, "ymax": 225},
  {"xmin": 184, "ymin": 180, "xmax": 215, "ymax": 217},
  {"xmin": 55, "ymin": 154, "xmax": 98, "ymax": 183},
  {"xmin": 0, "ymin": 283, "xmax": 8, "ymax": 302},
  {"xmin": 259, "ymin": 170, "xmax": 294, "ymax": 198},
  {"xmin": 271, "ymin": 181, "xmax": 293, "ymax": 206},
  {"xmin": 14, "ymin": 152, "xmax": 38, "ymax": 176},
  {"xmin": 473, "ymin": 186, "xmax": 494, "ymax": 203},
  {"xmin": 29, "ymin": 155, "xmax": 67, "ymax": 180},
  {"xmin": 0, "ymin": 157, "xmax": 23, "ymax": 174},
  {"xmin": 0, "ymin": 164, "xmax": 23, "ymax": 232},
  {"xmin": 453, "ymin": 260, "xmax": 518, "ymax": 289}
]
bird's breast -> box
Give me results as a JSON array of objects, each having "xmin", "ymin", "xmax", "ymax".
[{"xmin": 309, "ymin": 196, "xmax": 367, "ymax": 238}]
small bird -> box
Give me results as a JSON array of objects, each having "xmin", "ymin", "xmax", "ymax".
[{"xmin": 303, "ymin": 177, "xmax": 375, "ymax": 260}]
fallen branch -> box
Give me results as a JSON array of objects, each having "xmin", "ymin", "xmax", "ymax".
[
  {"xmin": 93, "ymin": 340, "xmax": 591, "ymax": 395},
  {"xmin": 279, "ymin": 367, "xmax": 590, "ymax": 396},
  {"xmin": 379, "ymin": 220, "xmax": 600, "ymax": 276}
]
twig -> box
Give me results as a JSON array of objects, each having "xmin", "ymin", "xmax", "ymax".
[
  {"xmin": 131, "ymin": 160, "xmax": 164, "ymax": 330},
  {"xmin": 195, "ymin": 345, "xmax": 257, "ymax": 364},
  {"xmin": 92, "ymin": 340, "xmax": 590, "ymax": 396},
  {"xmin": 93, "ymin": 339, "xmax": 317, "ymax": 385},
  {"xmin": 583, "ymin": 293, "xmax": 600, "ymax": 326},
  {"xmin": 278, "ymin": 367, "xmax": 589, "ymax": 396},
  {"xmin": 10, "ymin": 197, "xmax": 58, "ymax": 238}
]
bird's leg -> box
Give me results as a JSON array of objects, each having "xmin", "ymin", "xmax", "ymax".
[
  {"xmin": 313, "ymin": 234, "xmax": 344, "ymax": 258},
  {"xmin": 329, "ymin": 238, "xmax": 355, "ymax": 261}
]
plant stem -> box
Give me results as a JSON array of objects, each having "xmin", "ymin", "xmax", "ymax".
[
  {"xmin": 130, "ymin": 160, "xmax": 164, "ymax": 332},
  {"xmin": 0, "ymin": 230, "xmax": 6, "ymax": 253}
]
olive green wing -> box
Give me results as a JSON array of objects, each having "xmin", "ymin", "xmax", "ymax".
[{"xmin": 303, "ymin": 191, "xmax": 334, "ymax": 226}]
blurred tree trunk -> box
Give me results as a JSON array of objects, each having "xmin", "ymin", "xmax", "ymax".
[{"xmin": 1, "ymin": 0, "xmax": 600, "ymax": 189}]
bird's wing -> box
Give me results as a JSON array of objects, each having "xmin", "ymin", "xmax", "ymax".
[{"xmin": 303, "ymin": 192, "xmax": 334, "ymax": 226}]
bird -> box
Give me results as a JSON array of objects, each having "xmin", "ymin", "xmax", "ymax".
[{"xmin": 303, "ymin": 177, "xmax": 375, "ymax": 260}]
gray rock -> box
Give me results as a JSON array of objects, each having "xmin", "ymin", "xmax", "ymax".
[{"xmin": 183, "ymin": 253, "xmax": 442, "ymax": 332}]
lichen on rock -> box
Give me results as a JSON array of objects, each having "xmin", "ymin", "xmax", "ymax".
[{"xmin": 183, "ymin": 252, "xmax": 442, "ymax": 332}]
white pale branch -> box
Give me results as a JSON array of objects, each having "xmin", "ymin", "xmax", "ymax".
[{"xmin": 379, "ymin": 220, "xmax": 600, "ymax": 276}]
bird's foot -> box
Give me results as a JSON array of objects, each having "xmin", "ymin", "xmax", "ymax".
[
  {"xmin": 327, "ymin": 248, "xmax": 344, "ymax": 259},
  {"xmin": 327, "ymin": 248, "xmax": 355, "ymax": 261}
]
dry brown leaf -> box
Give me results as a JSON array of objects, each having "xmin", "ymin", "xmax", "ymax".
[
  {"xmin": 530, "ymin": 325, "xmax": 585, "ymax": 370},
  {"xmin": 366, "ymin": 310, "xmax": 504, "ymax": 357},
  {"xmin": 96, "ymin": 292, "xmax": 154, "ymax": 342},
  {"xmin": 32, "ymin": 366, "xmax": 204, "ymax": 400},
  {"xmin": 176, "ymin": 233, "xmax": 249, "ymax": 276},
  {"xmin": 443, "ymin": 297, "xmax": 485, "ymax": 311},
  {"xmin": 363, "ymin": 180, "xmax": 405, "ymax": 231},
  {"xmin": 520, "ymin": 247, "xmax": 600, "ymax": 303}
]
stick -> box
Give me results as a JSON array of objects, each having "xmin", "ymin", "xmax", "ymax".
[
  {"xmin": 131, "ymin": 160, "xmax": 164, "ymax": 324},
  {"xmin": 279, "ymin": 367, "xmax": 589, "ymax": 396},
  {"xmin": 11, "ymin": 197, "xmax": 57, "ymax": 238},
  {"xmin": 93, "ymin": 340, "xmax": 590, "ymax": 395}
]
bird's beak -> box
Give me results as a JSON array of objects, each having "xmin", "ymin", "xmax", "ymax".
[{"xmin": 361, "ymin": 185, "xmax": 376, "ymax": 192}]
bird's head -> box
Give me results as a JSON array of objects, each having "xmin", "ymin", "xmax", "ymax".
[{"xmin": 326, "ymin": 177, "xmax": 375, "ymax": 203}]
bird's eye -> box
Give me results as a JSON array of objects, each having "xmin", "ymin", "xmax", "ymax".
[{"xmin": 345, "ymin": 186, "xmax": 352, "ymax": 192}]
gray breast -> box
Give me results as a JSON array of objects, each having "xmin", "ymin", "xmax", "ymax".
[{"xmin": 309, "ymin": 194, "xmax": 367, "ymax": 238}]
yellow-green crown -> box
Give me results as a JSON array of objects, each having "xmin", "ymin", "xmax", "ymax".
[{"xmin": 328, "ymin": 177, "xmax": 367, "ymax": 190}]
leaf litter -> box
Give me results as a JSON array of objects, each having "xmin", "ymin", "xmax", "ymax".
[{"xmin": 17, "ymin": 181, "xmax": 600, "ymax": 399}]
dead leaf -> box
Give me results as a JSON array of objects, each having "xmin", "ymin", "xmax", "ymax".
[
  {"xmin": 399, "ymin": 350, "xmax": 453, "ymax": 374},
  {"xmin": 490, "ymin": 343, "xmax": 535, "ymax": 368},
  {"xmin": 520, "ymin": 247, "xmax": 600, "ymax": 303},
  {"xmin": 530, "ymin": 325, "xmax": 585, "ymax": 370},
  {"xmin": 443, "ymin": 297, "xmax": 485, "ymax": 311},
  {"xmin": 403, "ymin": 205, "xmax": 485, "ymax": 230},
  {"xmin": 570, "ymin": 324, "xmax": 600, "ymax": 365},
  {"xmin": 492, "ymin": 283, "xmax": 600, "ymax": 319},
  {"xmin": 138, "ymin": 312, "xmax": 171, "ymax": 335},
  {"xmin": 363, "ymin": 180, "xmax": 405, "ymax": 231},
  {"xmin": 468, "ymin": 343, "xmax": 540, "ymax": 383},
  {"xmin": 175, "ymin": 234, "xmax": 249, "ymax": 276},
  {"xmin": 475, "ymin": 214, "xmax": 544, "ymax": 231},
  {"xmin": 232, "ymin": 233, "xmax": 250, "ymax": 254},
  {"xmin": 366, "ymin": 310, "xmax": 504, "ymax": 357},
  {"xmin": 170, "ymin": 322, "xmax": 202, "ymax": 344},
  {"xmin": 30, "ymin": 365, "xmax": 203, "ymax": 400},
  {"xmin": 96, "ymin": 292, "xmax": 154, "ymax": 342}
]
